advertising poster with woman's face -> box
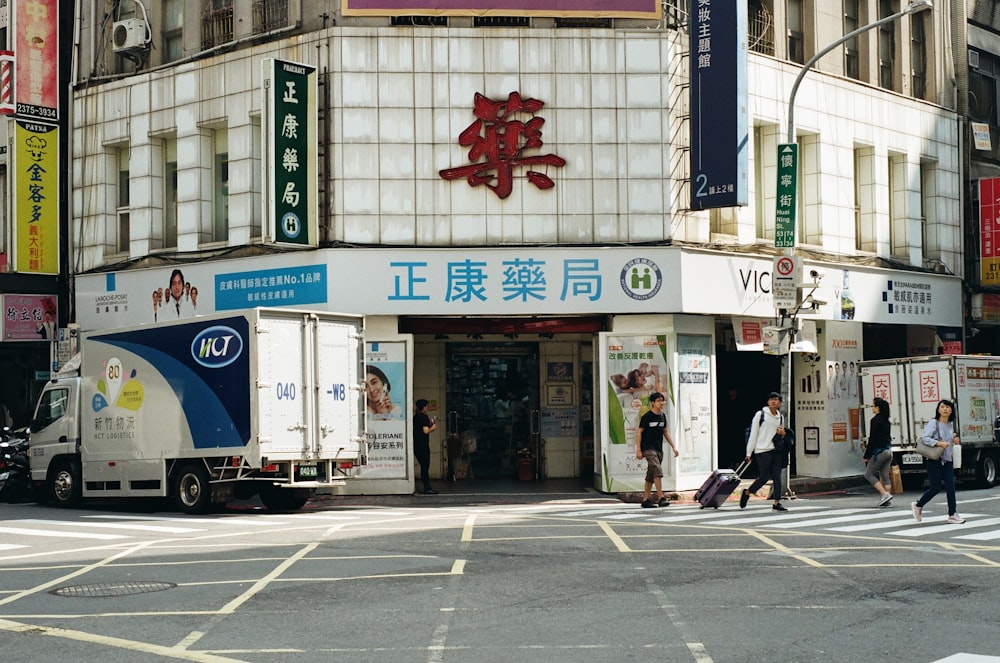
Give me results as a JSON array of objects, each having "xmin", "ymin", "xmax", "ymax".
[
  {"xmin": 601, "ymin": 334, "xmax": 672, "ymax": 490},
  {"xmin": 363, "ymin": 342, "xmax": 407, "ymax": 479}
]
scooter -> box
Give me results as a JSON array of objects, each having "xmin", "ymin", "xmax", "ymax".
[{"xmin": 0, "ymin": 429, "xmax": 31, "ymax": 502}]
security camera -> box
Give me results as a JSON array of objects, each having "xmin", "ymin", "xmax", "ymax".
[
  {"xmin": 809, "ymin": 295, "xmax": 828, "ymax": 306},
  {"xmin": 808, "ymin": 269, "xmax": 825, "ymax": 281}
]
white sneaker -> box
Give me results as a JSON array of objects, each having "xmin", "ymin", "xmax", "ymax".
[
  {"xmin": 947, "ymin": 513, "xmax": 966, "ymax": 524},
  {"xmin": 911, "ymin": 502, "xmax": 922, "ymax": 522},
  {"xmin": 878, "ymin": 493, "xmax": 893, "ymax": 506}
]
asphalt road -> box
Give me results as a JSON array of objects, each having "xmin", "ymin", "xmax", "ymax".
[{"xmin": 2, "ymin": 487, "xmax": 1000, "ymax": 663}]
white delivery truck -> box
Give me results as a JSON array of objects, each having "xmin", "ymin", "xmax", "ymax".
[
  {"xmin": 858, "ymin": 355, "xmax": 1000, "ymax": 490},
  {"xmin": 28, "ymin": 308, "xmax": 366, "ymax": 513}
]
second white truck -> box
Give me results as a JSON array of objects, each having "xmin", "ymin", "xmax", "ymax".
[
  {"xmin": 858, "ymin": 355, "xmax": 1000, "ymax": 490},
  {"xmin": 28, "ymin": 308, "xmax": 366, "ymax": 513}
]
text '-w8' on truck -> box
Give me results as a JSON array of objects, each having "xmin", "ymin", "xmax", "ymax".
[
  {"xmin": 858, "ymin": 355, "xmax": 1000, "ymax": 490},
  {"xmin": 27, "ymin": 308, "xmax": 367, "ymax": 513}
]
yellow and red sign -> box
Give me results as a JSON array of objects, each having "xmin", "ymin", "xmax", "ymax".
[
  {"xmin": 980, "ymin": 177, "xmax": 1000, "ymax": 286},
  {"xmin": 14, "ymin": 120, "xmax": 59, "ymax": 274}
]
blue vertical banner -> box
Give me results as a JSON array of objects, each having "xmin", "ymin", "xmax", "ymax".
[{"xmin": 689, "ymin": 0, "xmax": 749, "ymax": 209}]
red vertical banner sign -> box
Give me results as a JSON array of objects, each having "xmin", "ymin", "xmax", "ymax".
[
  {"xmin": 980, "ymin": 177, "xmax": 1000, "ymax": 286},
  {"xmin": 14, "ymin": 0, "xmax": 58, "ymax": 121}
]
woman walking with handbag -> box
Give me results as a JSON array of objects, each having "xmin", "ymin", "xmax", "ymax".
[
  {"xmin": 912, "ymin": 399, "xmax": 965, "ymax": 524},
  {"xmin": 864, "ymin": 397, "xmax": 894, "ymax": 507}
]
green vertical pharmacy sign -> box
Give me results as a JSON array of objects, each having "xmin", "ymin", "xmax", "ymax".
[
  {"xmin": 775, "ymin": 143, "xmax": 797, "ymax": 249},
  {"xmin": 263, "ymin": 59, "xmax": 318, "ymax": 246}
]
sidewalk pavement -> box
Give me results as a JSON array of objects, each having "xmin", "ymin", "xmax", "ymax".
[{"xmin": 308, "ymin": 474, "xmax": 871, "ymax": 508}]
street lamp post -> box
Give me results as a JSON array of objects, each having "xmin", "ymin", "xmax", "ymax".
[
  {"xmin": 778, "ymin": 0, "xmax": 933, "ymax": 497},
  {"xmin": 786, "ymin": 0, "xmax": 934, "ymax": 144}
]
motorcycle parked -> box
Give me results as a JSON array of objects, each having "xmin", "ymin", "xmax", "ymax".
[{"xmin": 0, "ymin": 427, "xmax": 31, "ymax": 502}]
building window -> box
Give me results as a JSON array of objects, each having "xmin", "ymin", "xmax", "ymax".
[
  {"xmin": 117, "ymin": 148, "xmax": 130, "ymax": 254},
  {"xmin": 787, "ymin": 0, "xmax": 804, "ymax": 64},
  {"xmin": 750, "ymin": 0, "xmax": 775, "ymax": 55},
  {"xmin": 969, "ymin": 49, "xmax": 999, "ymax": 133},
  {"xmin": 214, "ymin": 131, "xmax": 229, "ymax": 243},
  {"xmin": 854, "ymin": 146, "xmax": 876, "ymax": 252},
  {"xmin": 390, "ymin": 16, "xmax": 446, "ymax": 25},
  {"xmin": 910, "ymin": 11, "xmax": 927, "ymax": 99},
  {"xmin": 253, "ymin": 0, "xmax": 288, "ymax": 33},
  {"xmin": 163, "ymin": 0, "xmax": 184, "ymax": 63},
  {"xmin": 165, "ymin": 139, "xmax": 178, "ymax": 249},
  {"xmin": 878, "ymin": 0, "xmax": 897, "ymax": 90},
  {"xmin": 844, "ymin": 0, "xmax": 860, "ymax": 80},
  {"xmin": 201, "ymin": 0, "xmax": 233, "ymax": 50},
  {"xmin": 888, "ymin": 152, "xmax": 906, "ymax": 257}
]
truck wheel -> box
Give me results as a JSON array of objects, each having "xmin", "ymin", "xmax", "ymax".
[
  {"xmin": 49, "ymin": 461, "xmax": 82, "ymax": 508},
  {"xmin": 173, "ymin": 463, "xmax": 211, "ymax": 514},
  {"xmin": 259, "ymin": 486, "xmax": 311, "ymax": 511},
  {"xmin": 976, "ymin": 453, "xmax": 999, "ymax": 489}
]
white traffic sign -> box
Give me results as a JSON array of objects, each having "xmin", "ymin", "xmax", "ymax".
[{"xmin": 772, "ymin": 255, "xmax": 799, "ymax": 310}]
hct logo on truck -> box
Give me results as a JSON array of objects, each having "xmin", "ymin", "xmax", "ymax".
[{"xmin": 191, "ymin": 326, "xmax": 244, "ymax": 368}]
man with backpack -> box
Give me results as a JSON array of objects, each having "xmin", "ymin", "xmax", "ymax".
[
  {"xmin": 635, "ymin": 392, "xmax": 679, "ymax": 508},
  {"xmin": 741, "ymin": 391, "xmax": 792, "ymax": 512}
]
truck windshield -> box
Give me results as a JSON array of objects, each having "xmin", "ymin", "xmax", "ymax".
[{"xmin": 34, "ymin": 388, "xmax": 69, "ymax": 430}]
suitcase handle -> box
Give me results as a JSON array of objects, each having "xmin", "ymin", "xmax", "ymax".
[{"xmin": 734, "ymin": 460, "xmax": 751, "ymax": 477}]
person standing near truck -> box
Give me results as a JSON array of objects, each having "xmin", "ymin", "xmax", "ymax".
[
  {"xmin": 864, "ymin": 397, "xmax": 894, "ymax": 506},
  {"xmin": 912, "ymin": 399, "xmax": 964, "ymax": 524},
  {"xmin": 413, "ymin": 399, "xmax": 438, "ymax": 495}
]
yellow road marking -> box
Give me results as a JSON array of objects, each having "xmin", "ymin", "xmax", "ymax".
[
  {"xmin": 744, "ymin": 529, "xmax": 826, "ymax": 567},
  {"xmin": 598, "ymin": 521, "xmax": 631, "ymax": 552},
  {"xmin": 218, "ymin": 542, "xmax": 318, "ymax": 614},
  {"xmin": 0, "ymin": 618, "xmax": 243, "ymax": 662}
]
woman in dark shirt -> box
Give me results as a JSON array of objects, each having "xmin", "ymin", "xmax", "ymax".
[{"xmin": 865, "ymin": 397, "xmax": 894, "ymax": 506}]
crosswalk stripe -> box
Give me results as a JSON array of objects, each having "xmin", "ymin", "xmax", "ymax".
[
  {"xmin": 889, "ymin": 516, "xmax": 1000, "ymax": 538},
  {"xmin": 706, "ymin": 506, "xmax": 846, "ymax": 526},
  {"xmin": 0, "ymin": 543, "xmax": 27, "ymax": 551},
  {"xmin": 828, "ymin": 513, "xmax": 937, "ymax": 532},
  {"xmin": 760, "ymin": 509, "xmax": 906, "ymax": 529},
  {"xmin": 0, "ymin": 526, "xmax": 128, "ymax": 540},
  {"xmin": 15, "ymin": 518, "xmax": 201, "ymax": 534}
]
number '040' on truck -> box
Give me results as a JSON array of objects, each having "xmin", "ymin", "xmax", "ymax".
[{"xmin": 27, "ymin": 308, "xmax": 366, "ymax": 513}]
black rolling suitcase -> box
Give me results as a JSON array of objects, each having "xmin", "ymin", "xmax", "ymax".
[{"xmin": 694, "ymin": 461, "xmax": 750, "ymax": 509}]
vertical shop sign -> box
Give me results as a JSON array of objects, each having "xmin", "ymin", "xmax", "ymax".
[
  {"xmin": 689, "ymin": 0, "xmax": 748, "ymax": 209},
  {"xmin": 13, "ymin": 120, "xmax": 58, "ymax": 274},
  {"xmin": 262, "ymin": 58, "xmax": 318, "ymax": 247},
  {"xmin": 14, "ymin": 0, "xmax": 59, "ymax": 121},
  {"xmin": 979, "ymin": 177, "xmax": 1000, "ymax": 286}
]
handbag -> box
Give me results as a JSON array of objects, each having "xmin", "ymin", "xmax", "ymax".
[
  {"xmin": 915, "ymin": 421, "xmax": 945, "ymax": 461},
  {"xmin": 889, "ymin": 464, "xmax": 903, "ymax": 494}
]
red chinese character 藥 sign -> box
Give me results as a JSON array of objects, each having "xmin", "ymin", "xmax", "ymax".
[{"xmin": 440, "ymin": 92, "xmax": 566, "ymax": 199}]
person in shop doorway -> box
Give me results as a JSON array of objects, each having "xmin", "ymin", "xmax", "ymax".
[
  {"xmin": 635, "ymin": 392, "xmax": 679, "ymax": 509},
  {"xmin": 864, "ymin": 397, "xmax": 894, "ymax": 506},
  {"xmin": 741, "ymin": 391, "xmax": 790, "ymax": 512},
  {"xmin": 413, "ymin": 399, "xmax": 438, "ymax": 495}
]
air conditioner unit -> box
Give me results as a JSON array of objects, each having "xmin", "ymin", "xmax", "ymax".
[{"xmin": 112, "ymin": 18, "xmax": 149, "ymax": 53}]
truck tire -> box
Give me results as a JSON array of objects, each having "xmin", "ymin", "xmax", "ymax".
[
  {"xmin": 49, "ymin": 460, "xmax": 82, "ymax": 508},
  {"xmin": 173, "ymin": 463, "xmax": 212, "ymax": 514},
  {"xmin": 976, "ymin": 452, "xmax": 999, "ymax": 489},
  {"xmin": 259, "ymin": 485, "xmax": 311, "ymax": 511}
]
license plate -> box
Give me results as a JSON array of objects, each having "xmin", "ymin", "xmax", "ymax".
[
  {"xmin": 298, "ymin": 465, "xmax": 317, "ymax": 478},
  {"xmin": 902, "ymin": 453, "xmax": 923, "ymax": 465}
]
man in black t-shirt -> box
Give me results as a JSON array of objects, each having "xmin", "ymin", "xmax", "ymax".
[
  {"xmin": 413, "ymin": 399, "xmax": 438, "ymax": 494},
  {"xmin": 634, "ymin": 392, "xmax": 679, "ymax": 508}
]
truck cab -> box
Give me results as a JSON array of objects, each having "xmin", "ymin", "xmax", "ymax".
[{"xmin": 28, "ymin": 377, "xmax": 83, "ymax": 505}]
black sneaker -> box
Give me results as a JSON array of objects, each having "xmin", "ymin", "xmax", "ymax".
[
  {"xmin": 641, "ymin": 499, "xmax": 657, "ymax": 509},
  {"xmin": 423, "ymin": 488, "xmax": 439, "ymax": 495},
  {"xmin": 739, "ymin": 489, "xmax": 750, "ymax": 509},
  {"xmin": 772, "ymin": 502, "xmax": 788, "ymax": 512},
  {"xmin": 657, "ymin": 497, "xmax": 670, "ymax": 507}
]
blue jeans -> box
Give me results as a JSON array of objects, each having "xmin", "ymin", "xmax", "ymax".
[{"xmin": 916, "ymin": 460, "xmax": 957, "ymax": 516}]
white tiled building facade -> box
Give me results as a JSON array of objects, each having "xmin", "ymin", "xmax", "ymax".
[{"xmin": 67, "ymin": 0, "xmax": 967, "ymax": 489}]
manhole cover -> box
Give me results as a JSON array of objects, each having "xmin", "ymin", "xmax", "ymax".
[{"xmin": 51, "ymin": 581, "xmax": 176, "ymax": 597}]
